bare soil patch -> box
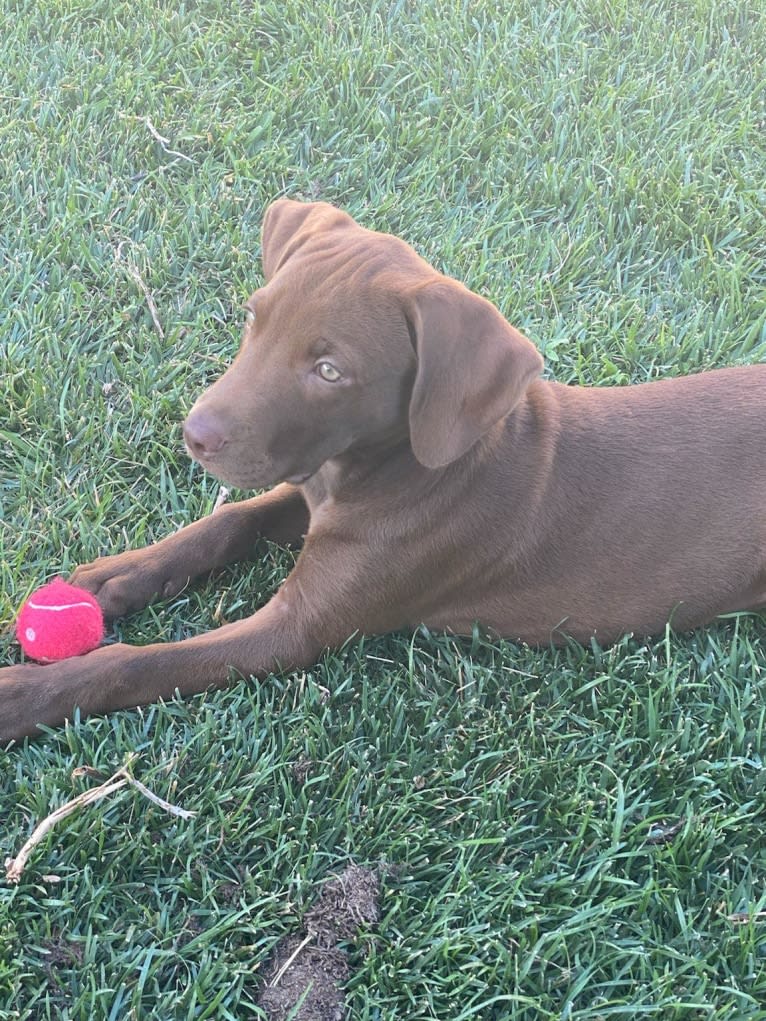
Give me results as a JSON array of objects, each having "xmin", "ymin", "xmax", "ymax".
[{"xmin": 257, "ymin": 865, "xmax": 380, "ymax": 1020}]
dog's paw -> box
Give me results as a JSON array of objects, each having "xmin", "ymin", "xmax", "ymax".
[{"xmin": 70, "ymin": 550, "xmax": 188, "ymax": 619}]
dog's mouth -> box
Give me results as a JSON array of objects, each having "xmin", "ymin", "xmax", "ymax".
[
  {"xmin": 188, "ymin": 451, "xmax": 279, "ymax": 492},
  {"xmin": 204, "ymin": 461, "xmax": 314, "ymax": 492}
]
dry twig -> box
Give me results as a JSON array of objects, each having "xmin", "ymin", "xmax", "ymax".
[
  {"xmin": 727, "ymin": 910, "xmax": 766, "ymax": 926},
  {"xmin": 126, "ymin": 264, "xmax": 165, "ymax": 340},
  {"xmin": 213, "ymin": 486, "xmax": 231, "ymax": 513},
  {"xmin": 5, "ymin": 761, "xmax": 194, "ymax": 884},
  {"xmin": 269, "ymin": 933, "xmax": 314, "ymax": 988},
  {"xmin": 121, "ymin": 113, "xmax": 195, "ymax": 163}
]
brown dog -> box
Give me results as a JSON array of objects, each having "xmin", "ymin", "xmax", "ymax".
[{"xmin": 1, "ymin": 199, "xmax": 764, "ymax": 741}]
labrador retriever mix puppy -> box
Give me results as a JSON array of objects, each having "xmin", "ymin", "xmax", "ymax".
[{"xmin": 1, "ymin": 199, "xmax": 764, "ymax": 741}]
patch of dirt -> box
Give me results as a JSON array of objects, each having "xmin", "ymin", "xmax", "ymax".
[
  {"xmin": 42, "ymin": 932, "xmax": 83, "ymax": 968},
  {"xmin": 257, "ymin": 865, "xmax": 380, "ymax": 1021},
  {"xmin": 37, "ymin": 932, "xmax": 83, "ymax": 1011},
  {"xmin": 258, "ymin": 938, "xmax": 350, "ymax": 1021}
]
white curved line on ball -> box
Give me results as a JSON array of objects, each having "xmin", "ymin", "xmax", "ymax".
[{"xmin": 26, "ymin": 600, "xmax": 98, "ymax": 612}]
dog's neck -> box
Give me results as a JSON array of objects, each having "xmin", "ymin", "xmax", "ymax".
[{"xmin": 301, "ymin": 435, "xmax": 421, "ymax": 510}]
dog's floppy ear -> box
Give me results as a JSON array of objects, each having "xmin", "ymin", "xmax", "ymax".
[
  {"xmin": 406, "ymin": 278, "xmax": 543, "ymax": 469},
  {"xmin": 261, "ymin": 199, "xmax": 317, "ymax": 279},
  {"xmin": 261, "ymin": 199, "xmax": 352, "ymax": 280}
]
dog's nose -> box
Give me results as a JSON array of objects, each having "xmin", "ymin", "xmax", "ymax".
[{"xmin": 183, "ymin": 408, "xmax": 228, "ymax": 459}]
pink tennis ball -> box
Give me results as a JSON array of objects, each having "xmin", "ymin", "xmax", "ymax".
[{"xmin": 16, "ymin": 579, "xmax": 104, "ymax": 663}]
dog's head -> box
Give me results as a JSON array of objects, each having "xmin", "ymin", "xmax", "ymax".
[{"xmin": 183, "ymin": 199, "xmax": 543, "ymax": 489}]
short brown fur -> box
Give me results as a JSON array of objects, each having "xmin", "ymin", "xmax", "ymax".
[{"xmin": 1, "ymin": 200, "xmax": 764, "ymax": 741}]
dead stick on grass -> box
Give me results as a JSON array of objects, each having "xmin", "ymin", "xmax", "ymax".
[
  {"xmin": 269, "ymin": 932, "xmax": 315, "ymax": 988},
  {"xmin": 212, "ymin": 486, "xmax": 231, "ymax": 513},
  {"xmin": 121, "ymin": 113, "xmax": 195, "ymax": 164},
  {"xmin": 727, "ymin": 911, "xmax": 766, "ymax": 925},
  {"xmin": 126, "ymin": 264, "xmax": 165, "ymax": 340},
  {"xmin": 5, "ymin": 763, "xmax": 194, "ymax": 884}
]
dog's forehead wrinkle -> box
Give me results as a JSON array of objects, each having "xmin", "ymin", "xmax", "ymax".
[
  {"xmin": 280, "ymin": 226, "xmax": 431, "ymax": 293},
  {"xmin": 263, "ymin": 270, "xmax": 408, "ymax": 350}
]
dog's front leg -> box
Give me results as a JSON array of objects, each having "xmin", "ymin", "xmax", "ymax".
[
  {"xmin": 0, "ymin": 583, "xmax": 320, "ymax": 743},
  {"xmin": 69, "ymin": 484, "xmax": 309, "ymax": 618}
]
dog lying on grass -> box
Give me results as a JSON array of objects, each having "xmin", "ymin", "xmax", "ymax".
[{"xmin": 1, "ymin": 199, "xmax": 764, "ymax": 741}]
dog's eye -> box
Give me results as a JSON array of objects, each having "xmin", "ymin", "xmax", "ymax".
[
  {"xmin": 243, "ymin": 307, "xmax": 256, "ymax": 327},
  {"xmin": 316, "ymin": 361, "xmax": 342, "ymax": 383}
]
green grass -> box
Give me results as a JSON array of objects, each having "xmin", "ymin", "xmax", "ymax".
[{"xmin": 1, "ymin": 0, "xmax": 766, "ymax": 1017}]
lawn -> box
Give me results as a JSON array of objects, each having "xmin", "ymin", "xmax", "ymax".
[{"xmin": 1, "ymin": 0, "xmax": 766, "ymax": 1017}]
